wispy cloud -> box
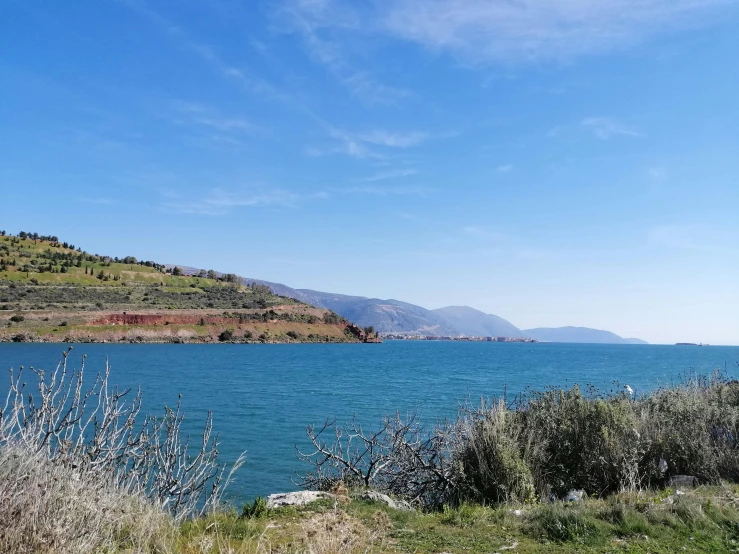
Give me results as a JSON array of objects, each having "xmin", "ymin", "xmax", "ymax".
[
  {"xmin": 380, "ymin": 0, "xmax": 735, "ymax": 62},
  {"xmin": 356, "ymin": 130, "xmax": 428, "ymax": 148},
  {"xmin": 581, "ymin": 117, "xmax": 643, "ymax": 140},
  {"xmin": 276, "ymin": 0, "xmax": 412, "ymax": 104},
  {"xmin": 340, "ymin": 185, "xmax": 431, "ymax": 196},
  {"xmin": 310, "ymin": 128, "xmax": 430, "ymax": 159},
  {"xmin": 648, "ymin": 166, "xmax": 669, "ymax": 183},
  {"xmin": 363, "ymin": 169, "xmax": 420, "ymax": 182},
  {"xmin": 79, "ymin": 197, "xmax": 117, "ymax": 205},
  {"xmin": 162, "ymin": 187, "xmax": 325, "ymax": 216},
  {"xmin": 123, "ymin": 1, "xmax": 286, "ymax": 101},
  {"xmin": 277, "ymin": 0, "xmax": 735, "ymax": 64},
  {"xmin": 496, "ymin": 164, "xmax": 513, "ymax": 174}
]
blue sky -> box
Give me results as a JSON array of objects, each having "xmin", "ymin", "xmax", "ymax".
[{"xmin": 2, "ymin": 0, "xmax": 738, "ymax": 344}]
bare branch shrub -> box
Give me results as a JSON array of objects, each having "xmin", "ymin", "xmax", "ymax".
[
  {"xmin": 298, "ymin": 370, "xmax": 739, "ymax": 510},
  {"xmin": 0, "ymin": 443, "xmax": 174, "ymax": 554},
  {"xmin": 296, "ymin": 412, "xmax": 456, "ymax": 508},
  {"xmin": 0, "ymin": 349, "xmax": 245, "ymax": 522}
]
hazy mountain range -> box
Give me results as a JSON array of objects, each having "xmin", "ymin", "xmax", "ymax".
[
  {"xmin": 171, "ymin": 266, "xmax": 647, "ymax": 344},
  {"xmin": 242, "ymin": 278, "xmax": 648, "ymax": 345}
]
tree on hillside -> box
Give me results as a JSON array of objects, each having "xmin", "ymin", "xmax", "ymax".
[
  {"xmin": 172, "ymin": 266, "xmax": 183, "ymax": 276},
  {"xmin": 207, "ymin": 270, "xmax": 217, "ymax": 280}
]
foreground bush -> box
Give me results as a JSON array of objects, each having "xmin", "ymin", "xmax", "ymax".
[
  {"xmin": 0, "ymin": 349, "xmax": 244, "ymax": 521},
  {"xmin": 299, "ymin": 370, "xmax": 739, "ymax": 509},
  {"xmin": 0, "ymin": 444, "xmax": 173, "ymax": 553}
]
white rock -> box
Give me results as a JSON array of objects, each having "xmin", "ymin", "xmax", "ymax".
[
  {"xmin": 266, "ymin": 491, "xmax": 336, "ymax": 509},
  {"xmin": 359, "ymin": 490, "xmax": 413, "ymax": 511}
]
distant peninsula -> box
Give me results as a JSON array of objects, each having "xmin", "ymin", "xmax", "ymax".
[{"xmin": 0, "ymin": 232, "xmax": 374, "ymax": 344}]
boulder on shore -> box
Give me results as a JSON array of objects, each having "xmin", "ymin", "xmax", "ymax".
[
  {"xmin": 357, "ymin": 490, "xmax": 413, "ymax": 511},
  {"xmin": 266, "ymin": 491, "xmax": 337, "ymax": 509},
  {"xmin": 564, "ymin": 489, "xmax": 587, "ymax": 502},
  {"xmin": 668, "ymin": 475, "xmax": 699, "ymax": 488}
]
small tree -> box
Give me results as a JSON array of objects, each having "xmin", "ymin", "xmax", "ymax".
[{"xmin": 172, "ymin": 266, "xmax": 183, "ymax": 276}]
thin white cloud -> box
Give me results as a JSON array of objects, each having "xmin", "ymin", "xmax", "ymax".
[
  {"xmin": 279, "ymin": 0, "xmax": 736, "ymax": 64},
  {"xmin": 341, "ymin": 72, "xmax": 412, "ymax": 105},
  {"xmin": 162, "ymin": 187, "xmax": 325, "ymax": 215},
  {"xmin": 276, "ymin": 0, "xmax": 412, "ymax": 104},
  {"xmin": 193, "ymin": 117, "xmax": 256, "ymax": 133},
  {"xmin": 79, "ymin": 197, "xmax": 117, "ymax": 205},
  {"xmin": 581, "ymin": 117, "xmax": 643, "ymax": 140},
  {"xmin": 381, "ymin": 0, "xmax": 736, "ymax": 62},
  {"xmin": 123, "ymin": 1, "xmax": 287, "ymax": 102},
  {"xmin": 496, "ymin": 164, "xmax": 513, "ymax": 174},
  {"xmin": 311, "ymin": 128, "xmax": 429, "ymax": 159},
  {"xmin": 648, "ymin": 166, "xmax": 669, "ymax": 183},
  {"xmin": 341, "ymin": 185, "xmax": 431, "ymax": 196},
  {"xmin": 363, "ymin": 169, "xmax": 420, "ymax": 182},
  {"xmin": 357, "ymin": 130, "xmax": 429, "ymax": 148}
]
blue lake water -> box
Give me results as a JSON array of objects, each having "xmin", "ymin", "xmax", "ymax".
[{"xmin": 1, "ymin": 342, "xmax": 737, "ymax": 505}]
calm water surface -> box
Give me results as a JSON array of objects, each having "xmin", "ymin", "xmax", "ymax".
[{"xmin": 1, "ymin": 341, "xmax": 737, "ymax": 503}]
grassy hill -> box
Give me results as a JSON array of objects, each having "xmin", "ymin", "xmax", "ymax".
[{"xmin": 0, "ymin": 231, "xmax": 365, "ymax": 344}]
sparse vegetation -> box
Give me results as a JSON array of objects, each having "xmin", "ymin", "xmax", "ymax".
[
  {"xmin": 0, "ymin": 232, "xmax": 363, "ymax": 343},
  {"xmin": 3, "ymin": 356, "xmax": 739, "ymax": 552},
  {"xmin": 298, "ymin": 370, "xmax": 739, "ymax": 510}
]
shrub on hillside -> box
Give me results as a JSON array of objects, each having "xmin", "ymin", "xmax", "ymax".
[
  {"xmin": 0, "ymin": 350, "xmax": 244, "ymax": 522},
  {"xmin": 454, "ymin": 400, "xmax": 536, "ymax": 504},
  {"xmin": 298, "ymin": 370, "xmax": 739, "ymax": 509}
]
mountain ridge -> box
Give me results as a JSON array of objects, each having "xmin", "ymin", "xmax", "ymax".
[
  {"xmin": 225, "ymin": 275, "xmax": 648, "ymax": 344},
  {"xmin": 523, "ymin": 326, "xmax": 648, "ymax": 345}
]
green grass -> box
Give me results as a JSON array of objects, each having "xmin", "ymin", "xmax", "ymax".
[
  {"xmin": 0, "ymin": 235, "xmax": 298, "ymax": 311},
  {"xmin": 164, "ymin": 486, "xmax": 739, "ymax": 553}
]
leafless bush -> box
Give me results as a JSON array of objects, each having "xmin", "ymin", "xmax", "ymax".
[
  {"xmin": 296, "ymin": 412, "xmax": 456, "ymax": 508},
  {"xmin": 0, "ymin": 348, "xmax": 245, "ymax": 522},
  {"xmin": 0, "ymin": 443, "xmax": 173, "ymax": 554},
  {"xmin": 298, "ymin": 370, "xmax": 739, "ymax": 509}
]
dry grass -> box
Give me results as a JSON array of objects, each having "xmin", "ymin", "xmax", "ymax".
[
  {"xmin": 298, "ymin": 511, "xmax": 382, "ymax": 554},
  {"xmin": 0, "ymin": 444, "xmax": 174, "ymax": 554}
]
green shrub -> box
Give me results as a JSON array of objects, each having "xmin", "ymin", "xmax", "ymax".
[
  {"xmin": 9, "ymin": 314, "xmax": 24, "ymax": 322},
  {"xmin": 454, "ymin": 401, "xmax": 536, "ymax": 505},
  {"xmin": 218, "ymin": 330, "xmax": 234, "ymax": 342},
  {"xmin": 241, "ymin": 497, "xmax": 268, "ymax": 519},
  {"xmin": 517, "ymin": 386, "xmax": 642, "ymax": 497}
]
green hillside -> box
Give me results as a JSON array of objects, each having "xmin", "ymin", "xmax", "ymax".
[{"xmin": 0, "ymin": 231, "xmax": 364, "ymax": 343}]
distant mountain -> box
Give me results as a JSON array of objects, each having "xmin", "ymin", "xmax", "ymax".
[
  {"xmin": 170, "ymin": 267, "xmax": 648, "ymax": 343},
  {"xmin": 522, "ymin": 327, "xmax": 648, "ymax": 345},
  {"xmin": 289, "ymin": 290, "xmax": 459, "ymax": 335},
  {"xmin": 432, "ymin": 306, "xmax": 523, "ymax": 338}
]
